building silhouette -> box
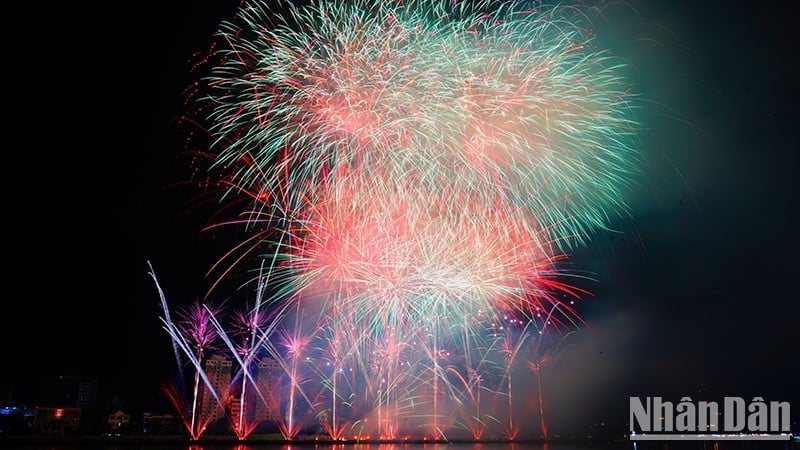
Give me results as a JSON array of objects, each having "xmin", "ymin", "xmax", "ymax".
[
  {"xmin": 200, "ymin": 355, "xmax": 232, "ymax": 424},
  {"xmin": 254, "ymin": 356, "xmax": 282, "ymax": 423},
  {"xmin": 196, "ymin": 354, "xmax": 283, "ymax": 432},
  {"xmin": 31, "ymin": 375, "xmax": 99, "ymax": 434},
  {"xmin": 37, "ymin": 375, "xmax": 98, "ymax": 409}
]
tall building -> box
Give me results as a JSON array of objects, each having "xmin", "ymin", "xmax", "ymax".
[
  {"xmin": 254, "ymin": 357, "xmax": 282, "ymax": 423},
  {"xmin": 189, "ymin": 355, "xmax": 284, "ymax": 432},
  {"xmin": 200, "ymin": 355, "xmax": 232, "ymax": 423},
  {"xmin": 37, "ymin": 375, "xmax": 98, "ymax": 409}
]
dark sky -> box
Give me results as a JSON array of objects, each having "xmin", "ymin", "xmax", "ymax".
[{"xmin": 2, "ymin": 0, "xmax": 797, "ymax": 434}]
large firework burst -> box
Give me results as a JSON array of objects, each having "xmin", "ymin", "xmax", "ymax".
[
  {"xmin": 162, "ymin": 0, "xmax": 642, "ymax": 440},
  {"xmin": 201, "ymin": 0, "xmax": 640, "ymax": 249}
]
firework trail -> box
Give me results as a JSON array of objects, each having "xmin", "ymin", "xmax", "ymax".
[{"xmin": 150, "ymin": 263, "xmax": 227, "ymax": 440}]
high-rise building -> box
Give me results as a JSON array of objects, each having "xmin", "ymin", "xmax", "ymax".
[
  {"xmin": 190, "ymin": 354, "xmax": 283, "ymax": 431},
  {"xmin": 37, "ymin": 375, "xmax": 98, "ymax": 409},
  {"xmin": 200, "ymin": 355, "xmax": 232, "ymax": 423},
  {"xmin": 255, "ymin": 357, "xmax": 282, "ymax": 423}
]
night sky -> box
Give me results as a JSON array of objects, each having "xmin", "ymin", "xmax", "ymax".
[{"xmin": 1, "ymin": 0, "xmax": 797, "ymax": 435}]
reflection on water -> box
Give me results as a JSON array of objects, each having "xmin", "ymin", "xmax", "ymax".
[{"xmin": 0, "ymin": 441, "xmax": 796, "ymax": 450}]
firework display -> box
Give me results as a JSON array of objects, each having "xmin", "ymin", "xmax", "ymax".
[{"xmin": 156, "ymin": 0, "xmax": 640, "ymax": 441}]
